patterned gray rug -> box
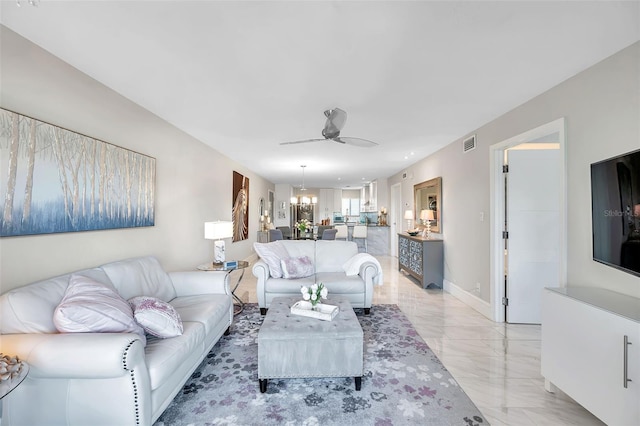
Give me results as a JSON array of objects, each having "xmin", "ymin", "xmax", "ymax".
[{"xmin": 155, "ymin": 304, "xmax": 488, "ymax": 426}]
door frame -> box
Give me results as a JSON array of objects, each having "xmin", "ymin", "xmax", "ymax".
[
  {"xmin": 489, "ymin": 118, "xmax": 568, "ymax": 322},
  {"xmin": 390, "ymin": 182, "xmax": 402, "ymax": 257}
]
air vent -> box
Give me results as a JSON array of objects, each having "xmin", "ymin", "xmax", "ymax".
[{"xmin": 463, "ymin": 134, "xmax": 476, "ymax": 153}]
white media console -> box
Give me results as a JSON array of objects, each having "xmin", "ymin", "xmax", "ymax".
[{"xmin": 542, "ymin": 287, "xmax": 639, "ymax": 425}]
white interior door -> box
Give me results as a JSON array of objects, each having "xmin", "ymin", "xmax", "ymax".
[{"xmin": 506, "ymin": 148, "xmax": 561, "ymax": 324}]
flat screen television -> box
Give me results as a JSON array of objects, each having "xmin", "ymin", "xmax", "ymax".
[{"xmin": 591, "ymin": 149, "xmax": 640, "ymax": 277}]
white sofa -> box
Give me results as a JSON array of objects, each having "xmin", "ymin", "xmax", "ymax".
[
  {"xmin": 252, "ymin": 240, "xmax": 381, "ymax": 315},
  {"xmin": 0, "ymin": 256, "xmax": 233, "ymax": 426}
]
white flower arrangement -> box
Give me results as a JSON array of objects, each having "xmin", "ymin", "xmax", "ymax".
[
  {"xmin": 295, "ymin": 219, "xmax": 312, "ymax": 232},
  {"xmin": 300, "ymin": 283, "xmax": 328, "ymax": 307}
]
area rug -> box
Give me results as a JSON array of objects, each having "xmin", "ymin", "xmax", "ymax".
[{"xmin": 155, "ymin": 304, "xmax": 488, "ymax": 426}]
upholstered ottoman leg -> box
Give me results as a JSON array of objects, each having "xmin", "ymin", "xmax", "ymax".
[
  {"xmin": 259, "ymin": 379, "xmax": 268, "ymax": 393},
  {"xmin": 260, "ymin": 308, "xmax": 268, "ymax": 315},
  {"xmin": 364, "ymin": 308, "xmax": 370, "ymax": 315},
  {"xmin": 355, "ymin": 377, "xmax": 362, "ymax": 391}
]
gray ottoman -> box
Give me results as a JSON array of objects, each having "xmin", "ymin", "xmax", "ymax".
[{"xmin": 258, "ymin": 296, "xmax": 363, "ymax": 393}]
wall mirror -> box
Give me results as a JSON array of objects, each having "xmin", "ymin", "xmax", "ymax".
[
  {"xmin": 268, "ymin": 190, "xmax": 274, "ymax": 221},
  {"xmin": 414, "ymin": 177, "xmax": 442, "ymax": 233}
]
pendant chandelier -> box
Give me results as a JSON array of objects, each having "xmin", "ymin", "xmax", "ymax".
[{"xmin": 290, "ymin": 165, "xmax": 317, "ymax": 206}]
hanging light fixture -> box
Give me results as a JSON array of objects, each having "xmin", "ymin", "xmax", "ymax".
[{"xmin": 290, "ymin": 165, "xmax": 317, "ymax": 208}]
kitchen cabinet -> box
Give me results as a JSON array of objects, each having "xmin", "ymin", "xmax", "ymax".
[
  {"xmin": 317, "ymin": 189, "xmax": 334, "ymax": 223},
  {"xmin": 360, "ymin": 181, "xmax": 377, "ymax": 212}
]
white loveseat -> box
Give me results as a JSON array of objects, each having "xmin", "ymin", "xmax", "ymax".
[
  {"xmin": 252, "ymin": 240, "xmax": 381, "ymax": 315},
  {"xmin": 0, "ymin": 256, "xmax": 233, "ymax": 426}
]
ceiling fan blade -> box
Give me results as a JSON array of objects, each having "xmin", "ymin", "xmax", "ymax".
[
  {"xmin": 322, "ymin": 108, "xmax": 347, "ymax": 139},
  {"xmin": 280, "ymin": 138, "xmax": 325, "ymax": 146},
  {"xmin": 333, "ymin": 137, "xmax": 378, "ymax": 147}
]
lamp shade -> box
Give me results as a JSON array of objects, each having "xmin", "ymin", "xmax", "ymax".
[
  {"xmin": 420, "ymin": 209, "xmax": 435, "ymax": 221},
  {"xmin": 204, "ymin": 221, "xmax": 233, "ymax": 240},
  {"xmin": 404, "ymin": 210, "xmax": 414, "ymax": 220}
]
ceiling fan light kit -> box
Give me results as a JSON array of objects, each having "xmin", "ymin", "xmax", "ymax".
[{"xmin": 281, "ymin": 108, "xmax": 378, "ymax": 147}]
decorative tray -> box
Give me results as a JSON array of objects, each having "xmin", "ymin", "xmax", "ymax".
[{"xmin": 291, "ymin": 301, "xmax": 339, "ymax": 321}]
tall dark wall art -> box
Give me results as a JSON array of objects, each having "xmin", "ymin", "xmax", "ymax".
[
  {"xmin": 232, "ymin": 170, "xmax": 249, "ymax": 242},
  {"xmin": 0, "ymin": 108, "xmax": 155, "ymax": 237}
]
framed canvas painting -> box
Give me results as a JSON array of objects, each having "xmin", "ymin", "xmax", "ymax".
[{"xmin": 0, "ymin": 108, "xmax": 155, "ymax": 237}]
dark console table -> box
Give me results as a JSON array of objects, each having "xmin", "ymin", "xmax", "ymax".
[{"xmin": 398, "ymin": 234, "xmax": 443, "ymax": 289}]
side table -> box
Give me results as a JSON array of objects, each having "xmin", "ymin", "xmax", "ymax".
[
  {"xmin": 197, "ymin": 260, "xmax": 249, "ymax": 315},
  {"xmin": 0, "ymin": 361, "xmax": 29, "ymax": 423}
]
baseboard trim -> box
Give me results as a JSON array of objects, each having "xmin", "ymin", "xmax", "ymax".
[{"xmin": 443, "ymin": 279, "xmax": 493, "ymax": 320}]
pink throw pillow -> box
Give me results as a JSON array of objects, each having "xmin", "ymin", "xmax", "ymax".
[
  {"xmin": 128, "ymin": 296, "xmax": 183, "ymax": 338},
  {"xmin": 254, "ymin": 241, "xmax": 290, "ymax": 278},
  {"xmin": 53, "ymin": 274, "xmax": 146, "ymax": 344},
  {"xmin": 281, "ymin": 256, "xmax": 314, "ymax": 279}
]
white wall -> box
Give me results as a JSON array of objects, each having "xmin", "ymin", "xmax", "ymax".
[
  {"xmin": 0, "ymin": 27, "xmax": 274, "ymax": 292},
  {"xmin": 388, "ymin": 42, "xmax": 640, "ymax": 303}
]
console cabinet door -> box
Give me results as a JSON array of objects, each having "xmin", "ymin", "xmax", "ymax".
[
  {"xmin": 542, "ymin": 289, "xmax": 640, "ymax": 425},
  {"xmin": 398, "ymin": 235, "xmax": 410, "ymax": 270}
]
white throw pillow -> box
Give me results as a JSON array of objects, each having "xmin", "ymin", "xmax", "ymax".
[
  {"xmin": 254, "ymin": 241, "xmax": 290, "ymax": 278},
  {"xmin": 53, "ymin": 274, "xmax": 146, "ymax": 344},
  {"xmin": 128, "ymin": 296, "xmax": 183, "ymax": 338},
  {"xmin": 281, "ymin": 256, "xmax": 314, "ymax": 279}
]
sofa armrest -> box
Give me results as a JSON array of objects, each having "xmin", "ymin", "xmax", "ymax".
[
  {"xmin": 252, "ymin": 260, "xmax": 270, "ymax": 308},
  {"xmin": 169, "ymin": 271, "xmax": 231, "ymax": 297},
  {"xmin": 359, "ymin": 261, "xmax": 379, "ymax": 309},
  {"xmin": 0, "ymin": 333, "xmax": 146, "ymax": 379},
  {"xmin": 358, "ymin": 261, "xmax": 379, "ymax": 280}
]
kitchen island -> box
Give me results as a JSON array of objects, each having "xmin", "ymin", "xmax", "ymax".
[{"xmin": 344, "ymin": 224, "xmax": 389, "ymax": 255}]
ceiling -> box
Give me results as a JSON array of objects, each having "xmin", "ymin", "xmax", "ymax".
[{"xmin": 1, "ymin": 1, "xmax": 638, "ymax": 189}]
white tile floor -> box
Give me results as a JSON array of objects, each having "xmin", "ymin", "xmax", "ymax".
[{"xmin": 234, "ymin": 255, "xmax": 604, "ymax": 426}]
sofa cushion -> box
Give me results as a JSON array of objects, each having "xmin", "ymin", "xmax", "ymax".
[
  {"xmin": 315, "ymin": 241, "xmax": 358, "ymax": 273},
  {"xmin": 281, "ymin": 256, "xmax": 314, "ymax": 279},
  {"xmin": 144, "ymin": 321, "xmax": 205, "ymax": 390},
  {"xmin": 100, "ymin": 256, "xmax": 177, "ymax": 302},
  {"xmin": 254, "ymin": 241, "xmax": 290, "ymax": 278},
  {"xmin": 53, "ymin": 274, "xmax": 146, "ymax": 342},
  {"xmin": 129, "ymin": 296, "xmax": 183, "ymax": 338},
  {"xmin": 281, "ymin": 240, "xmax": 316, "ymax": 261},
  {"xmin": 263, "ymin": 276, "xmax": 316, "ymax": 293},
  {"xmin": 170, "ymin": 294, "xmax": 231, "ymax": 336},
  {"xmin": 314, "ymin": 272, "xmax": 366, "ymax": 294},
  {"xmin": 0, "ymin": 268, "xmax": 111, "ymax": 334}
]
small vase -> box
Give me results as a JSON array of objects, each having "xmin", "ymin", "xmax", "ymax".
[{"xmin": 311, "ymin": 303, "xmax": 320, "ymax": 311}]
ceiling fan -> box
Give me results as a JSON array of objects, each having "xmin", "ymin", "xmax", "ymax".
[{"xmin": 280, "ymin": 108, "xmax": 378, "ymax": 147}]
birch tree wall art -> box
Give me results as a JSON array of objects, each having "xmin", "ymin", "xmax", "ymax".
[{"xmin": 0, "ymin": 108, "xmax": 155, "ymax": 237}]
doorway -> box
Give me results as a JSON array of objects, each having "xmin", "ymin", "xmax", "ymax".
[{"xmin": 490, "ymin": 118, "xmax": 567, "ymax": 323}]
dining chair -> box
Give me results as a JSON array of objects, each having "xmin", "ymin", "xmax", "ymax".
[
  {"xmin": 321, "ymin": 229, "xmax": 337, "ymax": 240},
  {"xmin": 352, "ymin": 225, "xmax": 368, "ymax": 252},
  {"xmin": 269, "ymin": 229, "xmax": 283, "ymax": 241},
  {"xmin": 276, "ymin": 226, "xmax": 292, "ymax": 239},
  {"xmin": 334, "ymin": 224, "xmax": 348, "ymax": 241},
  {"xmin": 316, "ymin": 225, "xmax": 331, "ymax": 238}
]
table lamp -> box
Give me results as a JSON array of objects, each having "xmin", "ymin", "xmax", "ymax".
[
  {"xmin": 420, "ymin": 209, "xmax": 435, "ymax": 239},
  {"xmin": 404, "ymin": 210, "xmax": 414, "ymax": 231},
  {"xmin": 204, "ymin": 221, "xmax": 233, "ymax": 264}
]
